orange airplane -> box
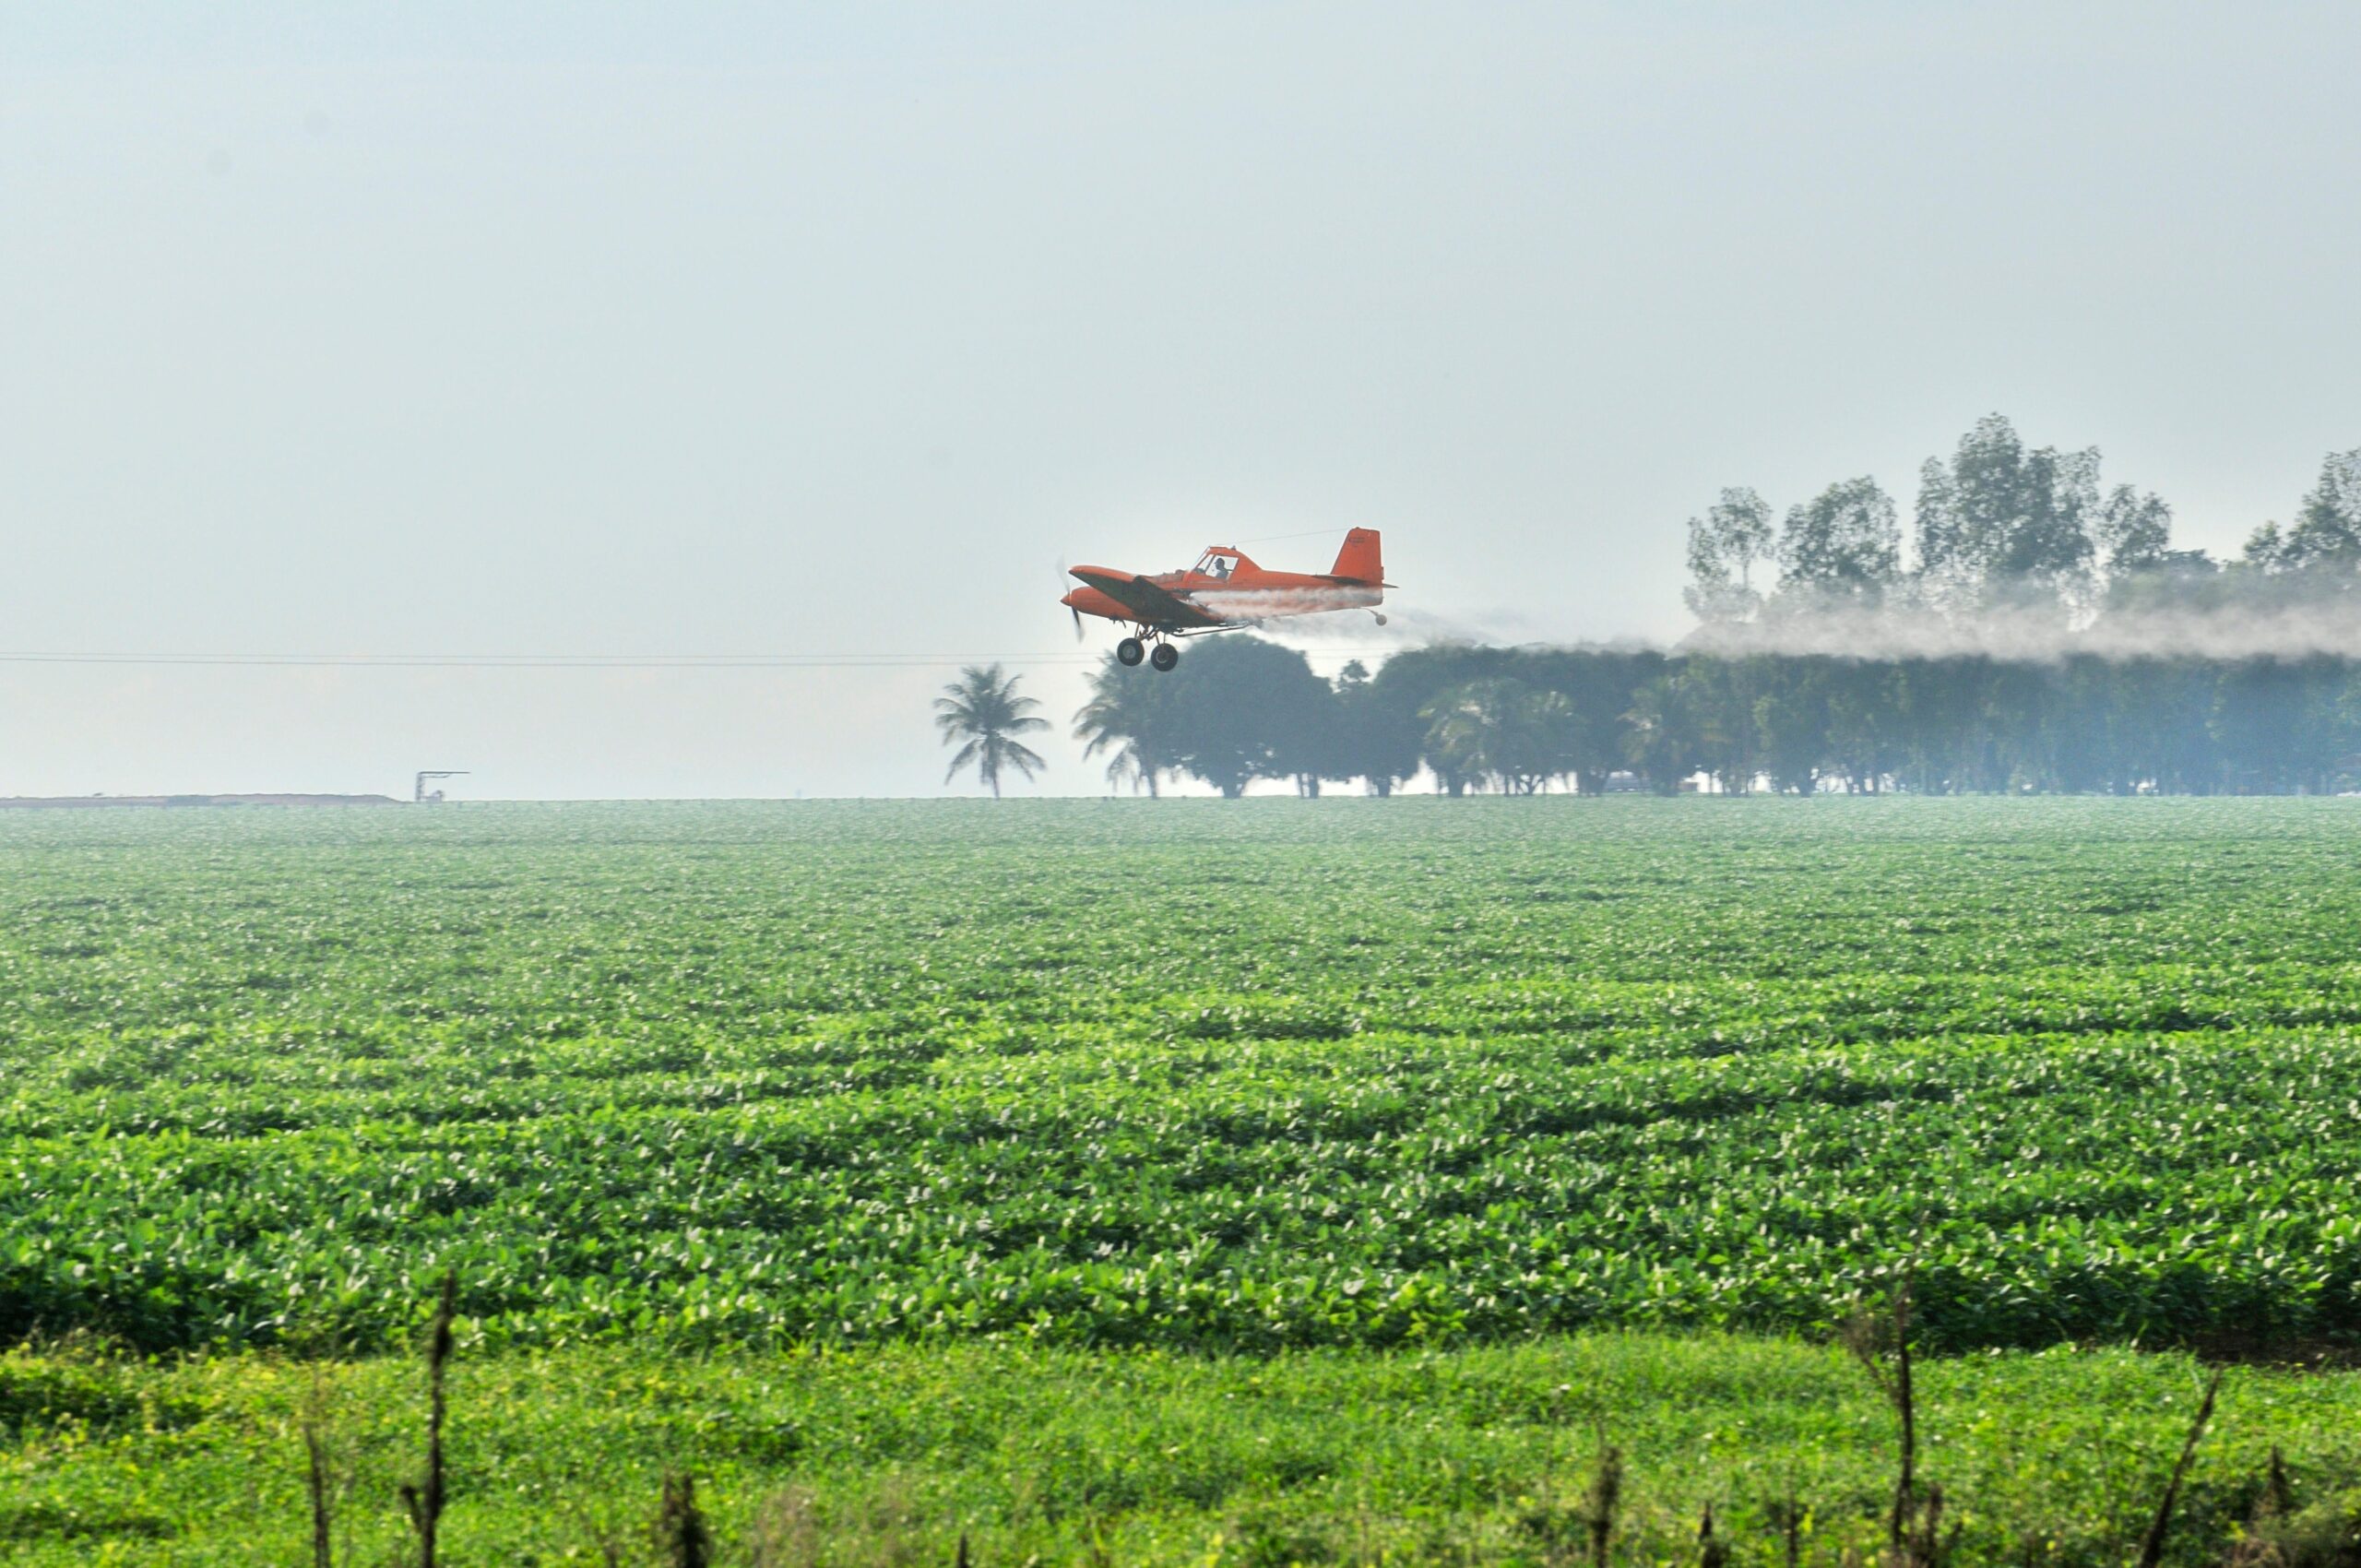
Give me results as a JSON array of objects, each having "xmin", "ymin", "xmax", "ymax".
[{"xmin": 1062, "ymin": 529, "xmax": 1392, "ymax": 671}]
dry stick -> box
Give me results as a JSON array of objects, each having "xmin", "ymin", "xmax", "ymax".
[
  {"xmin": 1907, "ymin": 1483, "xmax": 1948, "ymax": 1568},
  {"xmin": 1846, "ymin": 1264, "xmax": 1922, "ymax": 1554},
  {"xmin": 1699, "ymin": 1503, "xmax": 1729, "ymax": 1568},
  {"xmin": 400, "ymin": 1269, "xmax": 459, "ymax": 1568},
  {"xmin": 303, "ymin": 1406, "xmax": 333, "ymax": 1568},
  {"xmin": 2260, "ymin": 1443, "xmax": 2294, "ymax": 1522},
  {"xmin": 1841, "ymin": 1248, "xmax": 1935, "ymax": 1566},
  {"xmin": 1584, "ymin": 1444, "xmax": 1623, "ymax": 1568},
  {"xmin": 2133, "ymin": 1367, "xmax": 2226, "ymax": 1568},
  {"xmin": 658, "ymin": 1472, "xmax": 713, "ymax": 1568},
  {"xmin": 1769, "ymin": 1479, "xmax": 1803, "ymax": 1568},
  {"xmin": 1888, "ymin": 1269, "xmax": 1917, "ymax": 1555}
]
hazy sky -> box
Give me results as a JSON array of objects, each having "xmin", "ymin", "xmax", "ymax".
[{"xmin": 6, "ymin": 3, "xmax": 2357, "ymax": 798}]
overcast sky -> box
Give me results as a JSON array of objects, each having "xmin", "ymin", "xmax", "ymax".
[{"xmin": 5, "ymin": 3, "xmax": 2357, "ymax": 798}]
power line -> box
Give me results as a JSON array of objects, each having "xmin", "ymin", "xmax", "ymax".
[
  {"xmin": 0, "ymin": 650, "xmax": 1097, "ymax": 669},
  {"xmin": 0, "ymin": 647, "xmax": 1405, "ymax": 671}
]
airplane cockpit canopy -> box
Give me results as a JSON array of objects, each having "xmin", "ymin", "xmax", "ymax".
[{"xmin": 1193, "ymin": 550, "xmax": 1240, "ymax": 580}]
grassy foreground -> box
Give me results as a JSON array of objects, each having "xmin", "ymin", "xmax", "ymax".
[{"xmin": 6, "ymin": 1332, "xmax": 2361, "ymax": 1566}]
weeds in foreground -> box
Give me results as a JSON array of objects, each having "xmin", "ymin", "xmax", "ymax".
[
  {"xmin": 287, "ymin": 1272, "xmax": 2358, "ymax": 1566},
  {"xmin": 747, "ymin": 1486, "xmax": 824, "ymax": 1568},
  {"xmin": 747, "ymin": 1479, "xmax": 941, "ymax": 1568},
  {"xmin": 1516, "ymin": 1439, "xmax": 1622, "ymax": 1568}
]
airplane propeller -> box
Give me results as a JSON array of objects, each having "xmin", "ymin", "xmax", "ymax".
[{"xmin": 1058, "ymin": 559, "xmax": 1084, "ymax": 642}]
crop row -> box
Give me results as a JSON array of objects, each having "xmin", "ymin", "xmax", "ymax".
[{"xmin": 5, "ymin": 800, "xmax": 2360, "ymax": 1355}]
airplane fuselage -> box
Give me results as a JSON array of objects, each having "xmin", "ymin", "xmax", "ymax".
[
  {"xmin": 1061, "ymin": 567, "xmax": 1382, "ymax": 629},
  {"xmin": 1061, "ymin": 532, "xmax": 1389, "ymax": 634}
]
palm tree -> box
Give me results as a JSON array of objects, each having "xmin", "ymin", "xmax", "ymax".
[
  {"xmin": 1073, "ymin": 652, "xmax": 1178, "ymax": 795},
  {"xmin": 934, "ymin": 664, "xmax": 1049, "ymax": 798},
  {"xmin": 1419, "ymin": 677, "xmax": 1572, "ymax": 794}
]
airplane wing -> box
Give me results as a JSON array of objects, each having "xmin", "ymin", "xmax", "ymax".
[{"xmin": 1068, "ymin": 569, "xmax": 1226, "ymax": 628}]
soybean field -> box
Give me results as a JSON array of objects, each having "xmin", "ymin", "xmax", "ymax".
[{"xmin": 7, "ymin": 798, "xmax": 2361, "ymax": 1359}]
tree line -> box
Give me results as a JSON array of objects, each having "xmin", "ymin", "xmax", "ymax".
[
  {"xmin": 1060, "ymin": 637, "xmax": 2360, "ymax": 796},
  {"xmin": 941, "ymin": 417, "xmax": 2361, "ymax": 796}
]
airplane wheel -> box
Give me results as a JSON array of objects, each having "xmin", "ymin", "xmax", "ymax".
[
  {"xmin": 1116, "ymin": 637, "xmax": 1145, "ymax": 667},
  {"xmin": 1150, "ymin": 643, "xmax": 1180, "ymax": 672}
]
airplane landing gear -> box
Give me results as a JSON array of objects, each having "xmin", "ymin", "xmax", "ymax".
[{"xmin": 1116, "ymin": 629, "xmax": 1180, "ymax": 671}]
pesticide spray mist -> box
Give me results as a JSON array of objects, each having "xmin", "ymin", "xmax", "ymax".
[{"xmin": 1679, "ymin": 599, "xmax": 2361, "ymax": 664}]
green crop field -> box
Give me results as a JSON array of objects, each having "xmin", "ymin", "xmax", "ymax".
[{"xmin": 6, "ymin": 799, "xmax": 2361, "ymax": 1565}]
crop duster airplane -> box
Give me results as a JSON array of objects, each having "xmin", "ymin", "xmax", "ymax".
[{"xmin": 1061, "ymin": 529, "xmax": 1392, "ymax": 671}]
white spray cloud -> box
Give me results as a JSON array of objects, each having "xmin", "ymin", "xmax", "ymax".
[
  {"xmin": 1680, "ymin": 597, "xmax": 2361, "ymax": 663},
  {"xmin": 1246, "ymin": 600, "xmax": 1565, "ymax": 650},
  {"xmin": 1188, "ymin": 585, "xmax": 1384, "ymax": 621}
]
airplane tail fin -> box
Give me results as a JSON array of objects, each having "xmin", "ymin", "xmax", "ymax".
[{"xmin": 1329, "ymin": 528, "xmax": 1383, "ymax": 585}]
